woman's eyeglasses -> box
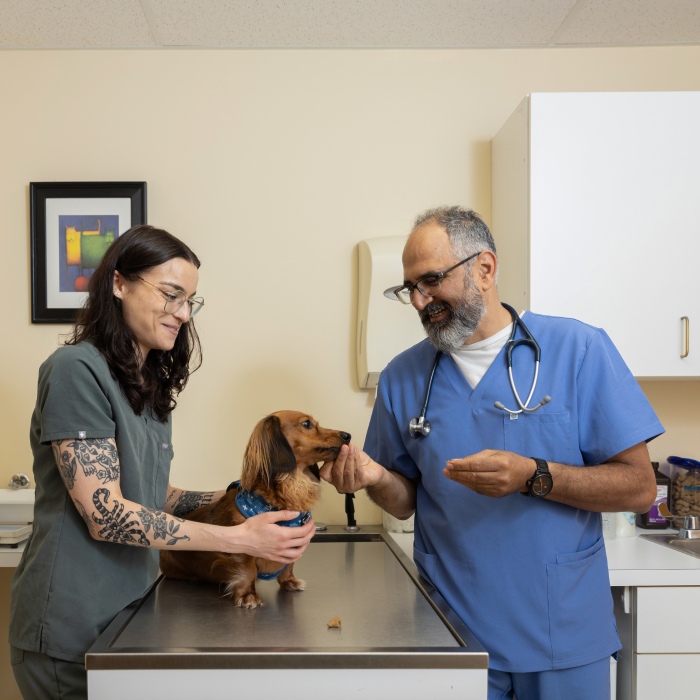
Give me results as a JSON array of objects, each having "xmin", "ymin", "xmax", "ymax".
[{"xmin": 135, "ymin": 276, "xmax": 204, "ymax": 317}]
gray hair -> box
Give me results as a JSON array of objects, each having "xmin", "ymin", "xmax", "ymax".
[{"xmin": 413, "ymin": 206, "xmax": 497, "ymax": 260}]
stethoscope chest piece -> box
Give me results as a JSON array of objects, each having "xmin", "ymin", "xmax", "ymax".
[{"xmin": 409, "ymin": 415, "xmax": 431, "ymax": 439}]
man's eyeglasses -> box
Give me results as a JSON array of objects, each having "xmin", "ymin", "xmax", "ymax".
[
  {"xmin": 384, "ymin": 251, "xmax": 483, "ymax": 304},
  {"xmin": 135, "ymin": 276, "xmax": 204, "ymax": 317}
]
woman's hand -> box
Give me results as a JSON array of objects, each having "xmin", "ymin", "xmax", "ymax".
[{"xmin": 235, "ymin": 511, "xmax": 316, "ymax": 563}]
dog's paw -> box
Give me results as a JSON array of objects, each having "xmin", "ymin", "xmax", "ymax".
[
  {"xmin": 235, "ymin": 593, "xmax": 263, "ymax": 608},
  {"xmin": 280, "ymin": 577, "xmax": 306, "ymax": 591}
]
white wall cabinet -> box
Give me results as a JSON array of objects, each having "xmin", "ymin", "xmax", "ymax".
[
  {"xmin": 492, "ymin": 92, "xmax": 700, "ymax": 378},
  {"xmin": 613, "ymin": 586, "xmax": 700, "ymax": 699}
]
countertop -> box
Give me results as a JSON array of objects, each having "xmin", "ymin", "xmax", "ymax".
[
  {"xmin": 4, "ymin": 526, "xmax": 700, "ymax": 586},
  {"xmin": 0, "ymin": 541, "xmax": 26, "ymax": 567},
  {"xmin": 388, "ymin": 528, "xmax": 700, "ymax": 587}
]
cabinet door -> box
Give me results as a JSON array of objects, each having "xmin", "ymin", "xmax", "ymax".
[
  {"xmin": 527, "ymin": 92, "xmax": 700, "ymax": 378},
  {"xmin": 635, "ymin": 654, "xmax": 699, "ymax": 700},
  {"xmin": 636, "ymin": 586, "xmax": 700, "ymax": 653}
]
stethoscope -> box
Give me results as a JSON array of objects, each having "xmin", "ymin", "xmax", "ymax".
[{"xmin": 409, "ymin": 303, "xmax": 552, "ymax": 438}]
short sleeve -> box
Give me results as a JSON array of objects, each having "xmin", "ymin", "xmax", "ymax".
[
  {"xmin": 37, "ymin": 345, "xmax": 116, "ymax": 444},
  {"xmin": 577, "ymin": 329, "xmax": 664, "ymax": 464},
  {"xmin": 364, "ymin": 372, "xmax": 420, "ymax": 480}
]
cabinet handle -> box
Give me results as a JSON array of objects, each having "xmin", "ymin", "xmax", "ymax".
[{"xmin": 681, "ymin": 316, "xmax": 690, "ymax": 359}]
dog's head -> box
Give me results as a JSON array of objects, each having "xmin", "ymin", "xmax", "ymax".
[{"xmin": 240, "ymin": 411, "xmax": 351, "ymax": 509}]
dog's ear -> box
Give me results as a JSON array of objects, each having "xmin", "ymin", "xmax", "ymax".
[
  {"xmin": 263, "ymin": 415, "xmax": 297, "ymax": 477},
  {"xmin": 242, "ymin": 415, "xmax": 297, "ymax": 488}
]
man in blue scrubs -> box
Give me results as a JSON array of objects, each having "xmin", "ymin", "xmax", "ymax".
[{"xmin": 321, "ymin": 206, "xmax": 663, "ymax": 700}]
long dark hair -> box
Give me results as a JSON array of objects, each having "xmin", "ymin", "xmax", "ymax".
[{"xmin": 67, "ymin": 225, "xmax": 202, "ymax": 421}]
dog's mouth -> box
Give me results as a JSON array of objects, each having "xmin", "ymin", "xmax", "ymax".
[
  {"xmin": 304, "ymin": 464, "xmax": 321, "ymax": 482},
  {"xmin": 315, "ymin": 445, "xmax": 342, "ymax": 459}
]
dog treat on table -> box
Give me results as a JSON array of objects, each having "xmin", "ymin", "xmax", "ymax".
[{"xmin": 327, "ymin": 616, "xmax": 342, "ymax": 628}]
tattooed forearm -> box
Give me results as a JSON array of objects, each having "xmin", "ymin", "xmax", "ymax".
[
  {"xmin": 137, "ymin": 507, "xmax": 190, "ymax": 546},
  {"xmin": 52, "ymin": 440, "xmax": 77, "ymax": 489},
  {"xmin": 92, "ymin": 488, "xmax": 150, "ymax": 546},
  {"xmin": 172, "ymin": 491, "xmax": 215, "ymax": 518},
  {"xmin": 67, "ymin": 438, "xmax": 120, "ymax": 484},
  {"xmin": 88, "ymin": 489, "xmax": 191, "ymax": 548}
]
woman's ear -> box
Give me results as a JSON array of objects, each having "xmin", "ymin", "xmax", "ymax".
[{"xmin": 113, "ymin": 270, "xmax": 125, "ymax": 299}]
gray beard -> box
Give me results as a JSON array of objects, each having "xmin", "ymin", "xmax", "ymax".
[{"xmin": 420, "ymin": 288, "xmax": 486, "ymax": 354}]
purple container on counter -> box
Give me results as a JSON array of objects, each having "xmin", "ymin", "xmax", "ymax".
[{"xmin": 636, "ymin": 462, "xmax": 670, "ymax": 529}]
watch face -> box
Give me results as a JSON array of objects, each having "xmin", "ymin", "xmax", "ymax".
[{"xmin": 530, "ymin": 473, "xmax": 553, "ymax": 497}]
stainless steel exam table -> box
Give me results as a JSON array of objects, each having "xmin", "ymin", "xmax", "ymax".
[{"xmin": 86, "ymin": 526, "xmax": 488, "ymax": 698}]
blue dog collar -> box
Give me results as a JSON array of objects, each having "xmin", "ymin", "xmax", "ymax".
[
  {"xmin": 230, "ymin": 481, "xmax": 311, "ymax": 580},
  {"xmin": 231, "ymin": 481, "xmax": 311, "ymax": 527}
]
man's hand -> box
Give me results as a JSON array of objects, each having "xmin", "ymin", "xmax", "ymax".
[
  {"xmin": 319, "ymin": 443, "xmax": 384, "ymax": 494},
  {"xmin": 443, "ymin": 449, "xmax": 533, "ymax": 498}
]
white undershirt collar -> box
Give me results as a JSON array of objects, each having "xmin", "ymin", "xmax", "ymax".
[{"xmin": 450, "ymin": 322, "xmax": 513, "ymax": 389}]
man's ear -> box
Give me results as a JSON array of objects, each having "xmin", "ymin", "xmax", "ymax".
[{"xmin": 475, "ymin": 251, "xmax": 498, "ymax": 293}]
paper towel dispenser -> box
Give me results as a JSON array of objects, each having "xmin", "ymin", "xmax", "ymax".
[{"xmin": 356, "ymin": 236, "xmax": 425, "ymax": 389}]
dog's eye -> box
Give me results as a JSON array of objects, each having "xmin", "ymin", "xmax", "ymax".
[{"xmin": 302, "ymin": 420, "xmax": 313, "ymax": 429}]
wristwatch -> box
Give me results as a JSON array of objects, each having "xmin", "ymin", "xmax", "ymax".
[{"xmin": 525, "ymin": 458, "xmax": 553, "ymax": 498}]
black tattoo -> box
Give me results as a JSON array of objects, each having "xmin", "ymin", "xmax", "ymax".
[
  {"xmin": 92, "ymin": 488, "xmax": 150, "ymax": 546},
  {"xmin": 137, "ymin": 508, "xmax": 190, "ymax": 546},
  {"xmin": 52, "ymin": 440, "xmax": 76, "ymax": 489},
  {"xmin": 67, "ymin": 438, "xmax": 120, "ymax": 484},
  {"xmin": 172, "ymin": 491, "xmax": 215, "ymax": 518}
]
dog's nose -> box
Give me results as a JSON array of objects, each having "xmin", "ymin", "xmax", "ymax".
[{"xmin": 340, "ymin": 432, "xmax": 351, "ymax": 443}]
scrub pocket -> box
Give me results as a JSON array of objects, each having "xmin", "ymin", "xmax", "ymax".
[
  {"xmin": 412, "ymin": 544, "xmax": 438, "ymax": 587},
  {"xmin": 504, "ymin": 411, "xmax": 581, "ymax": 467},
  {"xmin": 150, "ymin": 439, "xmax": 174, "ymax": 507},
  {"xmin": 547, "ymin": 536, "xmax": 619, "ymax": 666}
]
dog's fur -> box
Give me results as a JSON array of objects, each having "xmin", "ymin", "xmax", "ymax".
[{"xmin": 159, "ymin": 411, "xmax": 350, "ymax": 608}]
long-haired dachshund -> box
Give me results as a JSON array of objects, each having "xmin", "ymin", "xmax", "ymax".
[{"xmin": 160, "ymin": 411, "xmax": 351, "ymax": 608}]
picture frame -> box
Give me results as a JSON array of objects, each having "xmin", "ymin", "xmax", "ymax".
[{"xmin": 30, "ymin": 181, "xmax": 147, "ymax": 323}]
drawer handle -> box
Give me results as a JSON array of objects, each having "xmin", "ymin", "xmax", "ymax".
[{"xmin": 681, "ymin": 316, "xmax": 690, "ymax": 359}]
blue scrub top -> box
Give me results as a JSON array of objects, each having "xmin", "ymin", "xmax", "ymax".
[{"xmin": 365, "ymin": 311, "xmax": 664, "ymax": 673}]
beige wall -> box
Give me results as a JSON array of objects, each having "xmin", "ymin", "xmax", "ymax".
[
  {"xmin": 2, "ymin": 45, "xmax": 700, "ymax": 696},
  {"xmin": 3, "ymin": 46, "xmax": 700, "ymax": 520}
]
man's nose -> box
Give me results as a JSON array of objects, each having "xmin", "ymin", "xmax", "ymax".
[{"xmin": 411, "ymin": 288, "xmax": 434, "ymax": 312}]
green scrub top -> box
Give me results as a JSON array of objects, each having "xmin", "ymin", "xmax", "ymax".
[{"xmin": 10, "ymin": 341, "xmax": 173, "ymax": 662}]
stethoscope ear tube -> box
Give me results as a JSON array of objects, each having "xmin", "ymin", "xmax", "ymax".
[
  {"xmin": 409, "ymin": 351, "xmax": 441, "ymax": 438},
  {"xmin": 495, "ymin": 303, "xmax": 551, "ymax": 415}
]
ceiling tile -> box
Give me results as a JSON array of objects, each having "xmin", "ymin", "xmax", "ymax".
[
  {"xmin": 554, "ymin": 0, "xmax": 700, "ymax": 45},
  {"xmin": 147, "ymin": 0, "xmax": 579, "ymax": 48},
  {"xmin": 0, "ymin": 0, "xmax": 155, "ymax": 49},
  {"xmin": 0, "ymin": 0, "xmax": 698, "ymax": 49}
]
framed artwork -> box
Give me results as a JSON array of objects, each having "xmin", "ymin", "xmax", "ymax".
[{"xmin": 30, "ymin": 181, "xmax": 147, "ymax": 323}]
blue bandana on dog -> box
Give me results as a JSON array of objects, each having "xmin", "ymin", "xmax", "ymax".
[{"xmin": 229, "ymin": 480, "xmax": 312, "ymax": 580}]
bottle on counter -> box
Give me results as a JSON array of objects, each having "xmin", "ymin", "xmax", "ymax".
[
  {"xmin": 615, "ymin": 511, "xmax": 637, "ymax": 537},
  {"xmin": 636, "ymin": 461, "xmax": 670, "ymax": 529}
]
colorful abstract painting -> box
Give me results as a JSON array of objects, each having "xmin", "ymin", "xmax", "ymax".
[{"xmin": 58, "ymin": 215, "xmax": 120, "ymax": 292}]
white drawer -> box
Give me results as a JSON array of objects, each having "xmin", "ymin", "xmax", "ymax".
[
  {"xmin": 635, "ymin": 653, "xmax": 700, "ymax": 699},
  {"xmin": 635, "ymin": 586, "xmax": 700, "ymax": 653}
]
